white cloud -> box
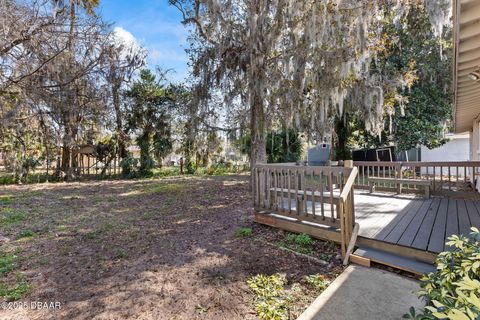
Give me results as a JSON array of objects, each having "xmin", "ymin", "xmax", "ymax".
[{"xmin": 113, "ymin": 26, "xmax": 141, "ymax": 52}]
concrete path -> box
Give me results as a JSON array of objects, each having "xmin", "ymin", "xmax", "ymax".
[{"xmin": 298, "ymin": 265, "xmax": 424, "ymax": 320}]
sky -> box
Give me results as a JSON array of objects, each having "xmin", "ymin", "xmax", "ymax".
[{"xmin": 98, "ymin": 0, "xmax": 190, "ymax": 82}]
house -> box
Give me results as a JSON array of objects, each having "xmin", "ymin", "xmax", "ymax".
[{"xmin": 453, "ymin": 0, "xmax": 480, "ymax": 159}]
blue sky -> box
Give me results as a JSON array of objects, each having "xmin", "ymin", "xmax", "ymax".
[{"xmin": 98, "ymin": 0, "xmax": 190, "ymax": 82}]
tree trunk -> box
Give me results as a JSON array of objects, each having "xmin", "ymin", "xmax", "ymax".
[
  {"xmin": 249, "ymin": 94, "xmax": 266, "ymax": 169},
  {"xmin": 248, "ymin": 5, "xmax": 267, "ymax": 170},
  {"xmin": 334, "ymin": 114, "xmax": 351, "ymax": 161},
  {"xmin": 112, "ymin": 81, "xmax": 127, "ymax": 159}
]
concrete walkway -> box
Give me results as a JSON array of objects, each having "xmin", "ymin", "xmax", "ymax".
[{"xmin": 298, "ymin": 265, "xmax": 424, "ymax": 320}]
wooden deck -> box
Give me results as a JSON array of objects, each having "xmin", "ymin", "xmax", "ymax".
[
  {"xmin": 253, "ymin": 162, "xmax": 480, "ymax": 271},
  {"xmin": 353, "ymin": 191, "xmax": 480, "ymax": 253},
  {"xmin": 274, "ymin": 190, "xmax": 480, "ymax": 255}
]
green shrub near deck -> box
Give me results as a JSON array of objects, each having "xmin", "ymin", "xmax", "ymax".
[{"xmin": 405, "ymin": 227, "xmax": 480, "ymax": 319}]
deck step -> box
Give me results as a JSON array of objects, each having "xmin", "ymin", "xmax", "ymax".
[{"xmin": 353, "ymin": 247, "xmax": 436, "ymax": 275}]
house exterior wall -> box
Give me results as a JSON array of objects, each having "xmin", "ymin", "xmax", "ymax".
[
  {"xmin": 421, "ymin": 133, "xmax": 470, "ymax": 176},
  {"xmin": 471, "ymin": 120, "xmax": 480, "ymax": 161}
]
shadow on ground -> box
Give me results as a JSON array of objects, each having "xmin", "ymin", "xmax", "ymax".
[{"xmin": 0, "ymin": 175, "xmax": 340, "ymax": 319}]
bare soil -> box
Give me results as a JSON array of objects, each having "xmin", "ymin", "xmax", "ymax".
[{"xmin": 0, "ymin": 175, "xmax": 343, "ymax": 320}]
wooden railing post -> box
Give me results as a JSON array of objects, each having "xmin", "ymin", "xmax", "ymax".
[{"xmin": 339, "ymin": 162, "xmax": 357, "ymax": 258}]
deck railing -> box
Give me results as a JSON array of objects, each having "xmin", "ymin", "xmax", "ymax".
[
  {"xmin": 253, "ymin": 163, "xmax": 358, "ymax": 256},
  {"xmin": 353, "ymin": 161, "xmax": 480, "ymax": 196}
]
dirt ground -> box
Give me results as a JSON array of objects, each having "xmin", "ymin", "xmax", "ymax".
[{"xmin": 0, "ymin": 175, "xmax": 343, "ymax": 320}]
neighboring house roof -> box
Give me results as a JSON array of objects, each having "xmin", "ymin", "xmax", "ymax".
[{"xmin": 453, "ymin": 0, "xmax": 480, "ymax": 133}]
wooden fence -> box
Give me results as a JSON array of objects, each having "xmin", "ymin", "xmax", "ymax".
[
  {"xmin": 253, "ymin": 163, "xmax": 358, "ymax": 256},
  {"xmin": 353, "ymin": 161, "xmax": 480, "ymax": 196}
]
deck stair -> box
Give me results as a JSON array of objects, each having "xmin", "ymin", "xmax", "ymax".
[{"xmin": 351, "ymin": 247, "xmax": 436, "ymax": 276}]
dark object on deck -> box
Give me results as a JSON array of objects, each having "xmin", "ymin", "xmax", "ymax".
[
  {"xmin": 307, "ymin": 143, "xmax": 330, "ymax": 166},
  {"xmin": 352, "ymin": 146, "xmax": 397, "ymax": 162}
]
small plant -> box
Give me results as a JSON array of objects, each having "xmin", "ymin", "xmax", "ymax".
[
  {"xmin": 0, "ymin": 281, "xmax": 32, "ymax": 300},
  {"xmin": 0, "ymin": 251, "xmax": 17, "ymax": 276},
  {"xmin": 235, "ymin": 227, "xmax": 252, "ymax": 238},
  {"xmin": 286, "ymin": 233, "xmax": 312, "ymax": 247},
  {"xmin": 115, "ymin": 248, "xmax": 128, "ymax": 259},
  {"xmin": 305, "ymin": 274, "xmax": 330, "ymax": 292},
  {"xmin": 0, "ymin": 251, "xmax": 31, "ymax": 300},
  {"xmin": 247, "ymin": 274, "xmax": 291, "ymax": 320},
  {"xmin": 404, "ymin": 227, "xmax": 480, "ymax": 320},
  {"xmin": 17, "ymin": 230, "xmax": 36, "ymax": 239},
  {"xmin": 282, "ymin": 233, "xmax": 314, "ymax": 254}
]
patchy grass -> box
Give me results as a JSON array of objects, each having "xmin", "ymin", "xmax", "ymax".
[
  {"xmin": 0, "ymin": 175, "xmax": 342, "ymax": 319},
  {"xmin": 276, "ymin": 233, "xmax": 314, "ymax": 254},
  {"xmin": 0, "ymin": 208, "xmax": 25, "ymax": 225},
  {"xmin": 0, "ymin": 250, "xmax": 31, "ymax": 300},
  {"xmin": 0, "ymin": 195, "xmax": 14, "ymax": 205},
  {"xmin": 235, "ymin": 227, "xmax": 252, "ymax": 238},
  {"xmin": 0, "ymin": 251, "xmax": 18, "ymax": 276},
  {"xmin": 85, "ymin": 231, "xmax": 97, "ymax": 240},
  {"xmin": 16, "ymin": 230, "xmax": 36, "ymax": 239},
  {"xmin": 56, "ymin": 224, "xmax": 69, "ymax": 232},
  {"xmin": 144, "ymin": 183, "xmax": 188, "ymax": 194},
  {"xmin": 0, "ymin": 275, "xmax": 32, "ymax": 301}
]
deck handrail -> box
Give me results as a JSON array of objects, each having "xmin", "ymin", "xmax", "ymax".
[
  {"xmin": 353, "ymin": 161, "xmax": 480, "ymax": 196},
  {"xmin": 354, "ymin": 161, "xmax": 480, "ymax": 166},
  {"xmin": 339, "ymin": 166, "xmax": 358, "ymax": 201},
  {"xmin": 252, "ymin": 163, "xmax": 358, "ymax": 258}
]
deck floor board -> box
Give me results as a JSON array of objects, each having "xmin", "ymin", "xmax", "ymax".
[
  {"xmin": 275, "ymin": 190, "xmax": 479, "ymax": 254},
  {"xmin": 383, "ymin": 199, "xmax": 423, "ymax": 244},
  {"xmin": 458, "ymin": 200, "xmax": 471, "ymax": 236},
  {"xmin": 427, "ymin": 198, "xmax": 449, "ymax": 253},
  {"xmin": 398, "ymin": 199, "xmax": 432, "ymax": 247},
  {"xmin": 445, "ymin": 200, "xmax": 459, "ymax": 250},
  {"xmin": 411, "ymin": 198, "xmax": 441, "ymax": 250},
  {"xmin": 470, "ymin": 201, "xmax": 480, "ymax": 227}
]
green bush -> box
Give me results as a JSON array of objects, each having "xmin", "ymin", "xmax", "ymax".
[
  {"xmin": 119, "ymin": 153, "xmax": 138, "ymax": 178},
  {"xmin": 247, "ymin": 274, "xmax": 291, "ymax": 320},
  {"xmin": 404, "ymin": 227, "xmax": 480, "ymax": 320},
  {"xmin": 286, "ymin": 233, "xmax": 312, "ymax": 247},
  {"xmin": 305, "ymin": 274, "xmax": 330, "ymax": 292}
]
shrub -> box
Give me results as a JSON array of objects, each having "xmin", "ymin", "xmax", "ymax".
[
  {"xmin": 305, "ymin": 274, "xmax": 330, "ymax": 292},
  {"xmin": 120, "ymin": 153, "xmax": 138, "ymax": 177},
  {"xmin": 404, "ymin": 227, "xmax": 480, "ymax": 320},
  {"xmin": 247, "ymin": 274, "xmax": 290, "ymax": 320},
  {"xmin": 235, "ymin": 227, "xmax": 252, "ymax": 238},
  {"xmin": 286, "ymin": 233, "xmax": 312, "ymax": 247}
]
